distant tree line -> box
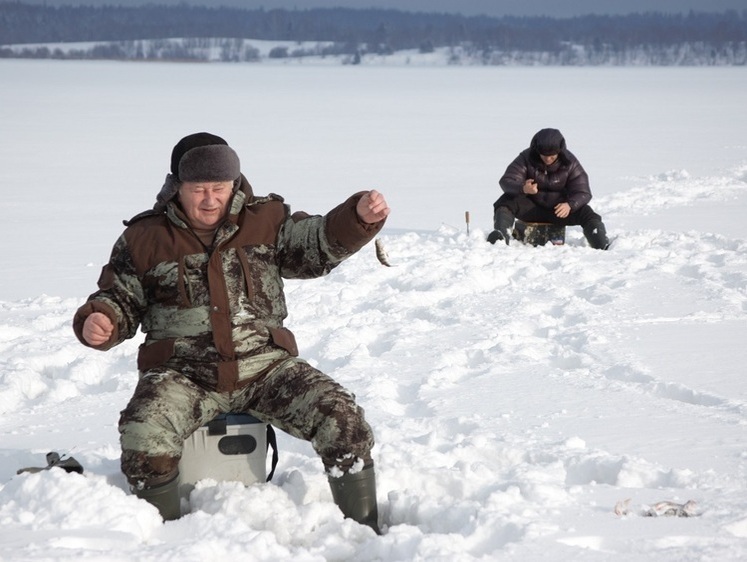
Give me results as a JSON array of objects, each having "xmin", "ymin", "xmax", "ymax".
[
  {"xmin": 1, "ymin": 37, "xmax": 345, "ymax": 63},
  {"xmin": 0, "ymin": 2, "xmax": 745, "ymax": 65}
]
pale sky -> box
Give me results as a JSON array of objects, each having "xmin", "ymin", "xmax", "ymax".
[{"xmin": 12, "ymin": 0, "xmax": 746, "ymax": 17}]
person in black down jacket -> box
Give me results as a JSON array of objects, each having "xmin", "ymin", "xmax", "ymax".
[{"xmin": 487, "ymin": 128, "xmax": 610, "ymax": 249}]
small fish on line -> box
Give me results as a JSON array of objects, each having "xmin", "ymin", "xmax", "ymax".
[{"xmin": 375, "ymin": 238, "xmax": 394, "ymax": 267}]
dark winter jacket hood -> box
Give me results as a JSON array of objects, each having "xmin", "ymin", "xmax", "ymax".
[{"xmin": 530, "ymin": 128, "xmax": 567, "ymax": 158}]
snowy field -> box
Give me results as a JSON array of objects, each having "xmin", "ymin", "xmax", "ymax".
[{"xmin": 0, "ymin": 59, "xmax": 746, "ymax": 561}]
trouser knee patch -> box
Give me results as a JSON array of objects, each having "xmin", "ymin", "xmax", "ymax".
[{"xmin": 122, "ymin": 450, "xmax": 180, "ymax": 486}]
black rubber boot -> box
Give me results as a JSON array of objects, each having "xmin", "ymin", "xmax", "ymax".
[
  {"xmin": 583, "ymin": 220, "xmax": 610, "ymax": 250},
  {"xmin": 487, "ymin": 230, "xmax": 508, "ymax": 245},
  {"xmin": 487, "ymin": 207, "xmax": 514, "ymax": 245},
  {"xmin": 132, "ymin": 473, "xmax": 182, "ymax": 521},
  {"xmin": 328, "ymin": 464, "xmax": 380, "ymax": 534}
]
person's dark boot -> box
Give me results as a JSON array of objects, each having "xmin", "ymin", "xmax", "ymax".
[
  {"xmin": 487, "ymin": 207, "xmax": 514, "ymax": 245},
  {"xmin": 132, "ymin": 473, "xmax": 182, "ymax": 521},
  {"xmin": 328, "ymin": 464, "xmax": 380, "ymax": 534},
  {"xmin": 487, "ymin": 230, "xmax": 508, "ymax": 245},
  {"xmin": 583, "ymin": 220, "xmax": 610, "ymax": 250}
]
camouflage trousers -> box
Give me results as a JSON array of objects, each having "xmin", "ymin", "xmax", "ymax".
[{"xmin": 119, "ymin": 356, "xmax": 375, "ymax": 486}]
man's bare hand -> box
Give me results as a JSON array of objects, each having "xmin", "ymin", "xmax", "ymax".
[
  {"xmin": 523, "ymin": 179, "xmax": 538, "ymax": 195},
  {"xmin": 554, "ymin": 202, "xmax": 571, "ymax": 218},
  {"xmin": 82, "ymin": 312, "xmax": 114, "ymax": 346},
  {"xmin": 356, "ymin": 190, "xmax": 390, "ymax": 224}
]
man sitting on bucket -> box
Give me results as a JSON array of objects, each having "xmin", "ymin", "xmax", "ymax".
[
  {"xmin": 73, "ymin": 132, "xmax": 389, "ymax": 533},
  {"xmin": 487, "ymin": 128, "xmax": 610, "ymax": 250}
]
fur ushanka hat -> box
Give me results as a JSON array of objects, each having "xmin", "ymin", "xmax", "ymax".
[
  {"xmin": 170, "ymin": 132, "xmax": 241, "ymax": 182},
  {"xmin": 149, "ymin": 132, "xmax": 241, "ymax": 214}
]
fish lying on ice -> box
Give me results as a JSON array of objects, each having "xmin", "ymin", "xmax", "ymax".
[{"xmin": 614, "ymin": 498, "xmax": 697, "ymax": 517}]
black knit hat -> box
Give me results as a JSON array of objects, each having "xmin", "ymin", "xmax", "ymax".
[
  {"xmin": 530, "ymin": 128, "xmax": 566, "ymax": 156},
  {"xmin": 170, "ymin": 132, "xmax": 240, "ymax": 182}
]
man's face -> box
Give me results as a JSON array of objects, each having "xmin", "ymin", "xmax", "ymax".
[
  {"xmin": 540, "ymin": 153, "xmax": 559, "ymax": 166},
  {"xmin": 178, "ymin": 180, "xmax": 233, "ymax": 230}
]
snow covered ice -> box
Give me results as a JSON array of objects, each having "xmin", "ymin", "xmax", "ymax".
[{"xmin": 1, "ymin": 60, "xmax": 746, "ymax": 561}]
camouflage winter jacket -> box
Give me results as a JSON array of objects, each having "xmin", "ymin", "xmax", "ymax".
[{"xmin": 73, "ymin": 176, "xmax": 384, "ymax": 392}]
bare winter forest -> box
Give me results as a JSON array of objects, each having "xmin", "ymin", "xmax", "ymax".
[{"xmin": 1, "ymin": 2, "xmax": 746, "ymax": 65}]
